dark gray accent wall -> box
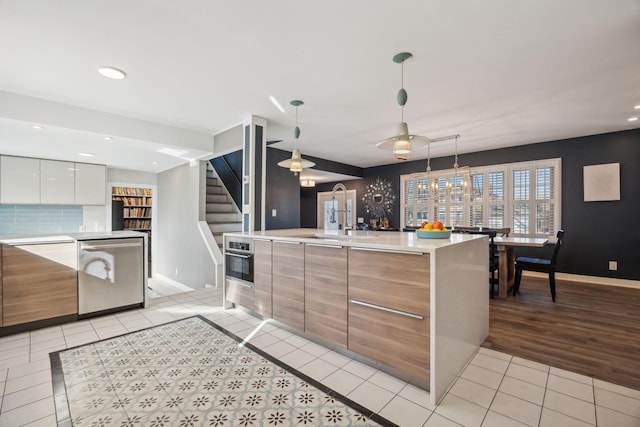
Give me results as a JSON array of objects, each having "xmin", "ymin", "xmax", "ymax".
[
  {"xmin": 296, "ymin": 129, "xmax": 640, "ymax": 280},
  {"xmin": 264, "ymin": 148, "xmax": 301, "ymax": 230}
]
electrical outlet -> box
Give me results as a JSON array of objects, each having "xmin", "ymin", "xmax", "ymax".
[
  {"xmin": 175, "ymin": 267, "xmax": 179, "ymax": 276},
  {"xmin": 272, "ymin": 209, "xmax": 277, "ymax": 217},
  {"xmin": 608, "ymin": 261, "xmax": 618, "ymax": 271}
]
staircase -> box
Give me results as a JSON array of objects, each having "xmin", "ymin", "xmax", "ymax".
[{"xmin": 206, "ymin": 176, "xmax": 241, "ymax": 248}]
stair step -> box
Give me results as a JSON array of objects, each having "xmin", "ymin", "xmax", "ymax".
[
  {"xmin": 209, "ymin": 222, "xmax": 242, "ymax": 233},
  {"xmin": 206, "ymin": 177, "xmax": 218, "ymax": 185},
  {"xmin": 206, "ymin": 202, "xmax": 235, "ymax": 212},
  {"xmin": 206, "ymin": 194, "xmax": 229, "ymax": 204},
  {"xmin": 206, "ymin": 185, "xmax": 224, "ymax": 195},
  {"xmin": 206, "ymin": 212, "xmax": 241, "ymax": 223}
]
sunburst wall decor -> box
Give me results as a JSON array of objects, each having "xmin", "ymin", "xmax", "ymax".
[{"xmin": 362, "ymin": 177, "xmax": 396, "ymax": 220}]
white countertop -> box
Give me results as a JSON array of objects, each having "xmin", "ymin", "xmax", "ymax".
[
  {"xmin": 224, "ymin": 228, "xmax": 485, "ymax": 254},
  {"xmin": 0, "ymin": 230, "xmax": 146, "ymax": 245}
]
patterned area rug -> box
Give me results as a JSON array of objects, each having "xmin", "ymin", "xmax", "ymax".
[{"xmin": 50, "ymin": 315, "xmax": 395, "ymax": 426}]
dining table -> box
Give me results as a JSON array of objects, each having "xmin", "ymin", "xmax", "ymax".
[{"xmin": 493, "ymin": 236, "xmax": 549, "ymax": 297}]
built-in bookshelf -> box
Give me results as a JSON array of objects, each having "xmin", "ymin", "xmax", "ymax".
[
  {"xmin": 112, "ymin": 186, "xmax": 152, "ymax": 276},
  {"xmin": 112, "ymin": 187, "xmax": 152, "ymax": 231}
]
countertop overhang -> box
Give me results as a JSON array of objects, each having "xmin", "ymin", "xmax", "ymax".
[{"xmin": 224, "ymin": 228, "xmax": 486, "ymax": 254}]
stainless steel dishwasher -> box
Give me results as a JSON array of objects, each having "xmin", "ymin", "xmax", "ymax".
[{"xmin": 78, "ymin": 238, "xmax": 144, "ymax": 316}]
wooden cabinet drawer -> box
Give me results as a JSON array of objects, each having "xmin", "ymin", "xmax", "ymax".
[
  {"xmin": 305, "ymin": 243, "xmax": 348, "ymax": 348},
  {"xmin": 348, "ymin": 300, "xmax": 430, "ymax": 383},
  {"xmin": 253, "ymin": 239, "xmax": 272, "ymax": 318},
  {"xmin": 225, "ymin": 278, "xmax": 255, "ymax": 310},
  {"xmin": 348, "ymin": 247, "xmax": 430, "ymax": 316},
  {"xmin": 2, "ymin": 243, "xmax": 78, "ymax": 326},
  {"xmin": 272, "ymin": 241, "xmax": 304, "ymax": 331}
]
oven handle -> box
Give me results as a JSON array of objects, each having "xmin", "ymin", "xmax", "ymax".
[{"xmin": 226, "ymin": 252, "xmax": 252, "ymax": 259}]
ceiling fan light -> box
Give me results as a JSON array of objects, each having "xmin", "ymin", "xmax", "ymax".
[{"xmin": 300, "ymin": 179, "xmax": 316, "ymax": 187}]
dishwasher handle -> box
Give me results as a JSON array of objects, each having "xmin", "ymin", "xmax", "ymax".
[{"xmin": 80, "ymin": 242, "xmax": 142, "ymax": 250}]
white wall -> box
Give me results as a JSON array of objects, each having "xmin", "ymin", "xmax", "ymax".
[
  {"xmin": 156, "ymin": 161, "xmax": 214, "ymax": 289},
  {"xmin": 108, "ymin": 168, "xmax": 157, "ymax": 185}
]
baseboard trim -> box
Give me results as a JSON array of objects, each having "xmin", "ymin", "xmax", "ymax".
[
  {"xmin": 154, "ymin": 274, "xmax": 195, "ymax": 292},
  {"xmin": 523, "ymin": 271, "xmax": 640, "ymax": 289}
]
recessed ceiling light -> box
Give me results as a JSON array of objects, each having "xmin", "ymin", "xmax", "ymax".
[
  {"xmin": 628, "ymin": 117, "xmax": 638, "ymax": 122},
  {"xmin": 78, "ymin": 152, "xmax": 95, "ymax": 157},
  {"xmin": 152, "ymin": 161, "xmax": 158, "ymax": 165},
  {"xmin": 98, "ymin": 66, "xmax": 126, "ymax": 80},
  {"xmin": 103, "ymin": 136, "xmax": 113, "ymax": 141},
  {"xmin": 634, "ymin": 105, "xmax": 640, "ymax": 110},
  {"xmin": 32, "ymin": 125, "xmax": 43, "ymax": 130},
  {"xmin": 269, "ymin": 96, "xmax": 286, "ymax": 113}
]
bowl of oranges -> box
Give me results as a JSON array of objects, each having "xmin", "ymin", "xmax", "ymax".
[{"xmin": 416, "ymin": 221, "xmax": 451, "ymax": 239}]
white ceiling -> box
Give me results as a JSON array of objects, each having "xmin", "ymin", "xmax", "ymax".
[{"xmin": 0, "ymin": 1, "xmax": 639, "ymax": 174}]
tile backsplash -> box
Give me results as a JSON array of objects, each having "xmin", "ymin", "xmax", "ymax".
[{"xmin": 0, "ymin": 205, "xmax": 84, "ymax": 235}]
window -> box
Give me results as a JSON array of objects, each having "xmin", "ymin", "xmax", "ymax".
[{"xmin": 401, "ymin": 158, "xmax": 561, "ymax": 237}]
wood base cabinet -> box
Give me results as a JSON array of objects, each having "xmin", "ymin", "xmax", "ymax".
[
  {"xmin": 2, "ymin": 243, "xmax": 78, "ymax": 326},
  {"xmin": 272, "ymin": 241, "xmax": 304, "ymax": 331},
  {"xmin": 225, "ymin": 279, "xmax": 255, "ymax": 311},
  {"xmin": 304, "ymin": 243, "xmax": 348, "ymax": 348},
  {"xmin": 348, "ymin": 246, "xmax": 431, "ymax": 383}
]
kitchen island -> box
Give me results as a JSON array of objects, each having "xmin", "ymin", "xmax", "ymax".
[
  {"xmin": 0, "ymin": 231, "xmax": 147, "ymax": 336},
  {"xmin": 224, "ymin": 228, "xmax": 489, "ymax": 404}
]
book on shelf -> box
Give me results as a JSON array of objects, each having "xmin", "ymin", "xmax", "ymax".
[{"xmin": 112, "ymin": 187, "xmax": 153, "ymax": 197}]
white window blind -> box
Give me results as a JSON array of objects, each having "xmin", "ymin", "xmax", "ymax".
[{"xmin": 400, "ymin": 158, "xmax": 561, "ymax": 237}]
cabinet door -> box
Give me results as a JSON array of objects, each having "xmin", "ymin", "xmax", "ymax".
[
  {"xmin": 272, "ymin": 241, "xmax": 304, "ymax": 331},
  {"xmin": 225, "ymin": 279, "xmax": 255, "ymax": 310},
  {"xmin": 2, "ymin": 243, "xmax": 78, "ymax": 326},
  {"xmin": 348, "ymin": 247, "xmax": 430, "ymax": 317},
  {"xmin": 253, "ymin": 239, "xmax": 272, "ymax": 318},
  {"xmin": 347, "ymin": 247, "xmax": 431, "ymax": 383},
  {"xmin": 305, "ymin": 244, "xmax": 348, "ymax": 348},
  {"xmin": 40, "ymin": 160, "xmax": 75, "ymax": 204},
  {"xmin": 349, "ymin": 301, "xmax": 430, "ymax": 383},
  {"xmin": 0, "ymin": 156, "xmax": 40, "ymax": 204},
  {"xmin": 75, "ymin": 163, "xmax": 106, "ymax": 205}
]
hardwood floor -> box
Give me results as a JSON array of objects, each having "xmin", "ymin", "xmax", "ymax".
[{"xmin": 483, "ymin": 275, "xmax": 640, "ymax": 391}]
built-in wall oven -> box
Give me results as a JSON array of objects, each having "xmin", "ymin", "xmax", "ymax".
[{"xmin": 225, "ymin": 237, "xmax": 254, "ymax": 285}]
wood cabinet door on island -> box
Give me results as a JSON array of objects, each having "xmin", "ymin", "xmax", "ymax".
[
  {"xmin": 304, "ymin": 243, "xmax": 348, "ymax": 348},
  {"xmin": 225, "ymin": 279, "xmax": 255, "ymax": 311},
  {"xmin": 272, "ymin": 241, "xmax": 305, "ymax": 331},
  {"xmin": 347, "ymin": 247, "xmax": 431, "ymax": 383},
  {"xmin": 2, "ymin": 243, "xmax": 78, "ymax": 326},
  {"xmin": 253, "ymin": 239, "xmax": 273, "ymax": 318}
]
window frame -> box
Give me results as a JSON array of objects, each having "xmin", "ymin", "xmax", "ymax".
[{"xmin": 400, "ymin": 158, "xmax": 562, "ymax": 237}]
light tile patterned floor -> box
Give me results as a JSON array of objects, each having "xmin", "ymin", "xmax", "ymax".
[
  {"xmin": 51, "ymin": 315, "xmax": 391, "ymax": 426},
  {"xmin": 0, "ymin": 286, "xmax": 639, "ymax": 426}
]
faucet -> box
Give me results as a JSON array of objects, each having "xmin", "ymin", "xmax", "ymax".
[{"xmin": 330, "ymin": 183, "xmax": 350, "ymax": 235}]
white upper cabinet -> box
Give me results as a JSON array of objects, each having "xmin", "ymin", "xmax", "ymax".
[
  {"xmin": 75, "ymin": 163, "xmax": 106, "ymax": 205},
  {"xmin": 40, "ymin": 160, "xmax": 75, "ymax": 205},
  {"xmin": 0, "ymin": 156, "xmax": 41, "ymax": 204}
]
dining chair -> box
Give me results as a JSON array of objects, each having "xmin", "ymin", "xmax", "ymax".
[
  {"xmin": 512, "ymin": 230, "xmax": 565, "ymax": 302},
  {"xmin": 452, "ymin": 228, "xmax": 499, "ymax": 297}
]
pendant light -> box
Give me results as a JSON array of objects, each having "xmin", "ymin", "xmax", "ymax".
[
  {"xmin": 449, "ymin": 135, "xmax": 472, "ymax": 198},
  {"xmin": 278, "ymin": 100, "xmax": 315, "ymax": 175},
  {"xmin": 376, "ymin": 52, "xmax": 430, "ymax": 159}
]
